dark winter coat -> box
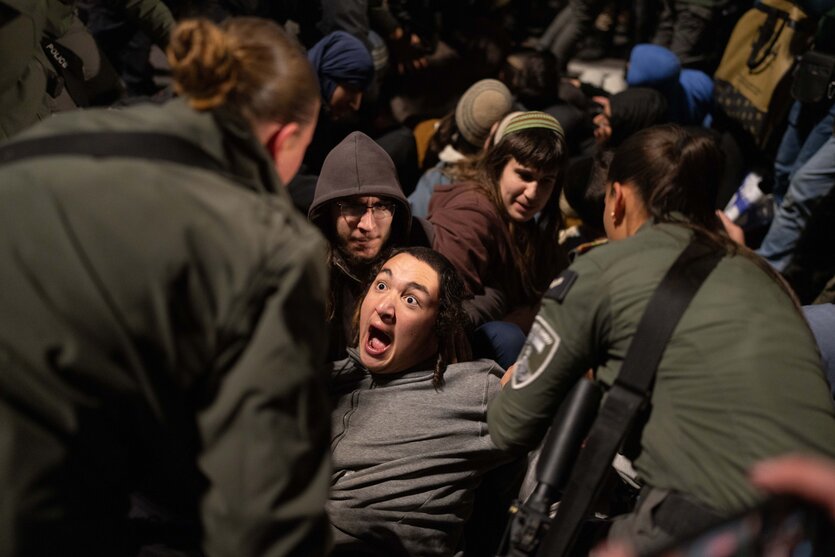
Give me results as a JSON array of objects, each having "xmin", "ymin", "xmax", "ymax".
[{"xmin": 0, "ymin": 99, "xmax": 331, "ymax": 557}]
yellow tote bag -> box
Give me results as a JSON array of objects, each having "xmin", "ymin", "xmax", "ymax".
[{"xmin": 714, "ymin": 0, "xmax": 812, "ymax": 149}]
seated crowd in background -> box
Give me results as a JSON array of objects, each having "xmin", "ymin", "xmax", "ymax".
[{"xmin": 2, "ymin": 0, "xmax": 835, "ymax": 556}]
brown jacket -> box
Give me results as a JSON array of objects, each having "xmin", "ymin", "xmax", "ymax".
[{"xmin": 429, "ymin": 181, "xmax": 552, "ymax": 331}]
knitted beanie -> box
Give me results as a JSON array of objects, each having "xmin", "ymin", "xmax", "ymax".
[{"xmin": 455, "ymin": 79, "xmax": 514, "ymax": 148}]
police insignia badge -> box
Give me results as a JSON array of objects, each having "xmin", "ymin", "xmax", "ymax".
[
  {"xmin": 512, "ymin": 315, "xmax": 560, "ymax": 389},
  {"xmin": 545, "ymin": 269, "xmax": 578, "ymax": 303}
]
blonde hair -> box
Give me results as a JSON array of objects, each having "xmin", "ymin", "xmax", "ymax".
[{"xmin": 167, "ymin": 17, "xmax": 318, "ymax": 125}]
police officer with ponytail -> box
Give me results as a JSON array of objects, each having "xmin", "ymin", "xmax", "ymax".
[{"xmin": 488, "ymin": 124, "xmax": 835, "ymax": 553}]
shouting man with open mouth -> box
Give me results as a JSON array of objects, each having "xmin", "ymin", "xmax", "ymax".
[{"xmin": 326, "ymin": 246, "xmax": 518, "ymax": 557}]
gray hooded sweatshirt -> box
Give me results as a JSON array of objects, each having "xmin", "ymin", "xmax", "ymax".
[
  {"xmin": 327, "ymin": 350, "xmax": 510, "ymax": 556},
  {"xmin": 309, "ymin": 130, "xmax": 412, "ymax": 242}
]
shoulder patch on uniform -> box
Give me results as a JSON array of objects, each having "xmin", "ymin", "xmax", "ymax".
[
  {"xmin": 512, "ymin": 315, "xmax": 560, "ymax": 390},
  {"xmin": 544, "ymin": 269, "xmax": 578, "ymax": 303},
  {"xmin": 569, "ymin": 238, "xmax": 608, "ymax": 262}
]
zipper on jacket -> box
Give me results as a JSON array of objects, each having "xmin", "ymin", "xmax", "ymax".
[{"xmin": 330, "ymin": 388, "xmax": 361, "ymax": 452}]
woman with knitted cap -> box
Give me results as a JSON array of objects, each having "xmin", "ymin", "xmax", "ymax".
[
  {"xmin": 428, "ymin": 110, "xmax": 570, "ymax": 334},
  {"xmin": 409, "ymin": 79, "xmax": 514, "ymax": 218}
]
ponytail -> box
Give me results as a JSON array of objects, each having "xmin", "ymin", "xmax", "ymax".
[{"xmin": 609, "ymin": 124, "xmax": 802, "ymax": 308}]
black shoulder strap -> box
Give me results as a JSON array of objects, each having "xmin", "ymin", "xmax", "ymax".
[
  {"xmin": 537, "ymin": 239, "xmax": 724, "ymax": 557},
  {"xmin": 0, "ymin": 132, "xmax": 225, "ymax": 174}
]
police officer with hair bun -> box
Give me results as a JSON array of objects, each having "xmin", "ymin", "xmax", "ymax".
[
  {"xmin": 488, "ymin": 124, "xmax": 835, "ymax": 553},
  {"xmin": 0, "ymin": 17, "xmax": 329, "ymax": 557}
]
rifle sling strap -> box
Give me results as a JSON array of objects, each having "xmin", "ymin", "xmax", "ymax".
[
  {"xmin": 537, "ymin": 238, "xmax": 723, "ymax": 557},
  {"xmin": 0, "ymin": 131, "xmax": 224, "ymax": 175}
]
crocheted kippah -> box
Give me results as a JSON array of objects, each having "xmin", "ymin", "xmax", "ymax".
[{"xmin": 495, "ymin": 110, "xmax": 565, "ymax": 143}]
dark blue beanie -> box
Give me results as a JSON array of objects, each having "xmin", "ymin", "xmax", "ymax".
[{"xmin": 307, "ymin": 31, "xmax": 374, "ymax": 103}]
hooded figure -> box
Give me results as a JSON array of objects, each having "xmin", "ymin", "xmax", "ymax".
[
  {"xmin": 309, "ymin": 131, "xmax": 415, "ymax": 360},
  {"xmin": 308, "ymin": 30, "xmax": 374, "ymax": 119}
]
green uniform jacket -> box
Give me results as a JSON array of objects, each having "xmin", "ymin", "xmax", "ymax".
[
  {"xmin": 0, "ymin": 0, "xmax": 51, "ymax": 140},
  {"xmin": 0, "ymin": 99, "xmax": 331, "ymax": 557},
  {"xmin": 488, "ymin": 223, "xmax": 835, "ymax": 514}
]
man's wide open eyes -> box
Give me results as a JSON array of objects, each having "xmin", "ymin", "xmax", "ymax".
[{"xmin": 375, "ymin": 281, "xmax": 387, "ymax": 291}]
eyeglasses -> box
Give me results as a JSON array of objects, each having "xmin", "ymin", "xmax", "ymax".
[{"xmin": 337, "ymin": 201, "xmax": 395, "ymax": 222}]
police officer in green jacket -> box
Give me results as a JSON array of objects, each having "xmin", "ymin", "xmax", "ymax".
[
  {"xmin": 488, "ymin": 124, "xmax": 835, "ymax": 553},
  {"xmin": 0, "ymin": 18, "xmax": 329, "ymax": 557}
]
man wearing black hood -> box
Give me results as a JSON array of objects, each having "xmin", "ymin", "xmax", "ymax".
[{"xmin": 309, "ymin": 131, "xmax": 425, "ymax": 360}]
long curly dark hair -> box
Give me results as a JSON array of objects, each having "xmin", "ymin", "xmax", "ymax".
[{"xmin": 352, "ymin": 247, "xmax": 472, "ymax": 388}]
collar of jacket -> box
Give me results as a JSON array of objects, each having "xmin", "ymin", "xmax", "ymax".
[
  {"xmin": 209, "ymin": 104, "xmax": 284, "ymax": 196},
  {"xmin": 438, "ymin": 144, "xmax": 466, "ymax": 163},
  {"xmin": 331, "ymin": 248, "xmax": 369, "ymax": 285},
  {"xmin": 647, "ymin": 212, "xmax": 693, "ymax": 230},
  {"xmin": 344, "ymin": 347, "xmax": 437, "ymax": 386}
]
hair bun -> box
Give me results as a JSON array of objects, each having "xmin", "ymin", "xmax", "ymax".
[{"xmin": 167, "ymin": 19, "xmax": 239, "ymax": 110}]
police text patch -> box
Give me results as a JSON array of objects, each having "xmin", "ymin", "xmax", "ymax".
[{"xmin": 512, "ymin": 316, "xmax": 560, "ymax": 389}]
